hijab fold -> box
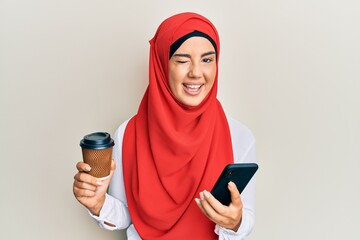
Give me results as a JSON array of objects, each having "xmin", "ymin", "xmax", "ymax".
[{"xmin": 122, "ymin": 12, "xmax": 233, "ymax": 239}]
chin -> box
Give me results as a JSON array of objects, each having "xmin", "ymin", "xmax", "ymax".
[
  {"xmin": 176, "ymin": 93, "xmax": 206, "ymax": 107},
  {"xmin": 182, "ymin": 98, "xmax": 203, "ymax": 107}
]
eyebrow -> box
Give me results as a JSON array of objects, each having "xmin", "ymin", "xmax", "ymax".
[{"xmin": 172, "ymin": 51, "xmax": 216, "ymax": 58}]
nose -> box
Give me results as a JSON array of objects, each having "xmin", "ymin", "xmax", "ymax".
[{"xmin": 188, "ymin": 62, "xmax": 201, "ymax": 78}]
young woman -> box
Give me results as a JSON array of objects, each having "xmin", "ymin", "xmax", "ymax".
[{"xmin": 73, "ymin": 12, "xmax": 256, "ymax": 240}]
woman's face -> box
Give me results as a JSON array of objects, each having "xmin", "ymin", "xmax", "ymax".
[{"xmin": 168, "ymin": 37, "xmax": 216, "ymax": 107}]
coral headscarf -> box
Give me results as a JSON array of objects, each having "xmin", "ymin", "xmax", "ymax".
[{"xmin": 122, "ymin": 12, "xmax": 233, "ymax": 239}]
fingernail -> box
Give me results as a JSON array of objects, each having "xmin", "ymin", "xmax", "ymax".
[
  {"xmin": 194, "ymin": 198, "xmax": 200, "ymax": 204},
  {"xmin": 204, "ymin": 190, "xmax": 210, "ymax": 199},
  {"xmin": 85, "ymin": 166, "xmax": 91, "ymax": 172},
  {"xmin": 200, "ymin": 192, "xmax": 204, "ymax": 201},
  {"xmin": 228, "ymin": 181, "xmax": 235, "ymax": 188}
]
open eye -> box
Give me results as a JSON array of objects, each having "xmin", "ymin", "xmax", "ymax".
[{"xmin": 202, "ymin": 58, "xmax": 213, "ymax": 63}]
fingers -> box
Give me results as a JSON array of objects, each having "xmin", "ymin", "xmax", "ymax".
[
  {"xmin": 75, "ymin": 160, "xmax": 115, "ymax": 186},
  {"xmin": 195, "ymin": 197, "xmax": 206, "ymax": 215},
  {"xmin": 76, "ymin": 161, "xmax": 91, "ymax": 172},
  {"xmin": 201, "ymin": 190, "xmax": 226, "ymax": 215},
  {"xmin": 73, "ymin": 165, "xmax": 104, "ymax": 200},
  {"xmin": 73, "ymin": 159, "xmax": 116, "ymax": 196},
  {"xmin": 73, "ymin": 178, "xmax": 97, "ymax": 192},
  {"xmin": 73, "ymin": 184, "xmax": 96, "ymax": 198},
  {"xmin": 74, "ymin": 171, "xmax": 103, "ymax": 186},
  {"xmin": 73, "ymin": 171, "xmax": 103, "ymax": 200},
  {"xmin": 73, "ymin": 161, "xmax": 111, "ymax": 214},
  {"xmin": 195, "ymin": 185, "xmax": 243, "ymax": 231},
  {"xmin": 195, "ymin": 190, "xmax": 227, "ymax": 223}
]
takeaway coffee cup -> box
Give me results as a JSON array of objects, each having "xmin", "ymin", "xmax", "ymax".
[{"xmin": 80, "ymin": 132, "xmax": 114, "ymax": 179}]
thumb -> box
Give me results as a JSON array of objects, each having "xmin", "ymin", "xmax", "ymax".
[
  {"xmin": 228, "ymin": 181, "xmax": 242, "ymax": 206},
  {"xmin": 96, "ymin": 159, "xmax": 116, "ymax": 189},
  {"xmin": 110, "ymin": 159, "xmax": 116, "ymax": 171},
  {"xmin": 107, "ymin": 159, "xmax": 116, "ymax": 179}
]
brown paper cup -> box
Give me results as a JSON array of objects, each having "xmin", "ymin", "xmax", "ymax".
[{"xmin": 81, "ymin": 147, "xmax": 113, "ymax": 178}]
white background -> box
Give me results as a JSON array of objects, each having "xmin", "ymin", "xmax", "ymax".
[{"xmin": 1, "ymin": 0, "xmax": 359, "ymax": 239}]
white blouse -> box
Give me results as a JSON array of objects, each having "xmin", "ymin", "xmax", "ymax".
[{"xmin": 90, "ymin": 116, "xmax": 257, "ymax": 240}]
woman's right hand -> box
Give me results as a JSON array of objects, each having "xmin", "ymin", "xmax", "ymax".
[{"xmin": 73, "ymin": 160, "xmax": 116, "ymax": 216}]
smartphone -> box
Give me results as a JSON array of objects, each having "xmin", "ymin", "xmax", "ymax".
[{"xmin": 211, "ymin": 163, "xmax": 258, "ymax": 206}]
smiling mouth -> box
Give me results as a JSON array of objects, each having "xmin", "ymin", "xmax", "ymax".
[{"xmin": 182, "ymin": 83, "xmax": 204, "ymax": 95}]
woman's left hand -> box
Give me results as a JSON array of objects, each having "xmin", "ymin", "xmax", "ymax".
[{"xmin": 195, "ymin": 181, "xmax": 243, "ymax": 232}]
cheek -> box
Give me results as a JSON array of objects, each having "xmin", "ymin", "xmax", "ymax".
[
  {"xmin": 205, "ymin": 66, "xmax": 217, "ymax": 84},
  {"xmin": 168, "ymin": 68, "xmax": 181, "ymax": 94},
  {"xmin": 169, "ymin": 67, "xmax": 186, "ymax": 85}
]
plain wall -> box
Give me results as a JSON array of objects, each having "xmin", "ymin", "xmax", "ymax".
[{"xmin": 1, "ymin": 0, "xmax": 359, "ymax": 239}]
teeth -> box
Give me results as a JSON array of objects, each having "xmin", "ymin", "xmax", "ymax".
[{"xmin": 184, "ymin": 84, "xmax": 201, "ymax": 89}]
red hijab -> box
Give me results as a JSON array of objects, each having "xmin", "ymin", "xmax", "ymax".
[{"xmin": 122, "ymin": 12, "xmax": 233, "ymax": 239}]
